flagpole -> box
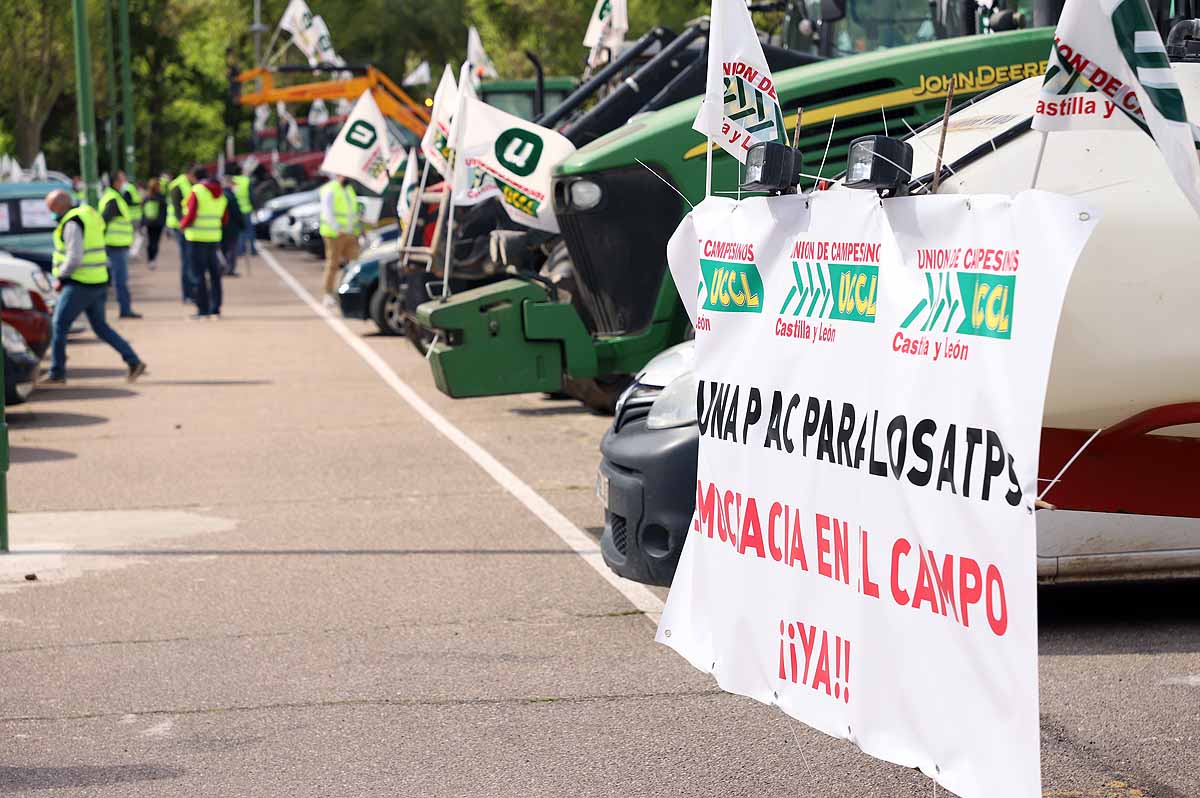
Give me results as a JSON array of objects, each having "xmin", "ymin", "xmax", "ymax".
[
  {"xmin": 398, "ymin": 160, "xmax": 431, "ymax": 273},
  {"xmin": 441, "ymin": 62, "xmax": 473, "ymax": 300},
  {"xmin": 705, "ymin": 138, "xmax": 713, "ymax": 198},
  {"xmin": 1030, "ymin": 132, "xmax": 1049, "ymax": 189}
]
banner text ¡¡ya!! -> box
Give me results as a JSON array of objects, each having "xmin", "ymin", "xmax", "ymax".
[{"xmin": 659, "ymin": 190, "xmax": 1098, "ymax": 798}]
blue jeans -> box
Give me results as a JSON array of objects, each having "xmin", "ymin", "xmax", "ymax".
[
  {"xmin": 106, "ymin": 246, "xmax": 132, "ymax": 315},
  {"xmin": 239, "ymin": 212, "xmax": 257, "ymax": 255},
  {"xmin": 190, "ymin": 241, "xmax": 223, "ymax": 315},
  {"xmin": 175, "ymin": 229, "xmax": 195, "ymax": 300},
  {"xmin": 50, "ymin": 283, "xmax": 139, "ymax": 378}
]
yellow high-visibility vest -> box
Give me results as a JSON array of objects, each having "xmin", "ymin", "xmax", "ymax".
[
  {"xmin": 182, "ymin": 184, "xmax": 228, "ymax": 243},
  {"xmin": 124, "ymin": 184, "xmax": 143, "ymax": 224},
  {"xmin": 165, "ymin": 174, "xmax": 191, "ymax": 229},
  {"xmin": 99, "ymin": 187, "xmax": 134, "ymax": 247},
  {"xmin": 231, "ymin": 175, "xmax": 253, "ymax": 213},
  {"xmin": 319, "ymin": 180, "xmax": 358, "ymax": 239},
  {"xmin": 52, "ymin": 206, "xmax": 109, "ymax": 284}
]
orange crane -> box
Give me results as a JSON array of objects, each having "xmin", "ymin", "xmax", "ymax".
[{"xmin": 237, "ymin": 64, "xmax": 431, "ymax": 138}]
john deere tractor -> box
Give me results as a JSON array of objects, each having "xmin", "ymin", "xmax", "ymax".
[{"xmin": 418, "ymin": 0, "xmax": 1056, "ymax": 410}]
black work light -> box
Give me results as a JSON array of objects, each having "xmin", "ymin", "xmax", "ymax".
[
  {"xmin": 844, "ymin": 136, "xmax": 914, "ymax": 193},
  {"xmin": 740, "ymin": 141, "xmax": 803, "ymax": 194}
]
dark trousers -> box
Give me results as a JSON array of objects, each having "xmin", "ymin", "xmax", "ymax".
[
  {"xmin": 221, "ymin": 236, "xmax": 239, "ymax": 275},
  {"xmin": 175, "ymin": 229, "xmax": 195, "ymax": 300},
  {"xmin": 146, "ymin": 224, "xmax": 164, "ymax": 262},
  {"xmin": 49, "ymin": 283, "xmax": 139, "ymax": 378},
  {"xmin": 190, "ymin": 241, "xmax": 223, "ymax": 316}
]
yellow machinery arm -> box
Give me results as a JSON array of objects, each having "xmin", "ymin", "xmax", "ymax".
[{"xmin": 238, "ymin": 65, "xmax": 431, "ymax": 137}]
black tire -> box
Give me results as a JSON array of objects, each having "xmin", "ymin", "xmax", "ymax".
[
  {"xmin": 562, "ymin": 375, "xmax": 632, "ymax": 415},
  {"xmin": 369, "ymin": 286, "xmax": 406, "ymax": 336},
  {"xmin": 6, "ymin": 382, "xmax": 32, "ymax": 406}
]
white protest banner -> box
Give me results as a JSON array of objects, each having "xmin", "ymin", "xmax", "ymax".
[
  {"xmin": 319, "ymin": 91, "xmax": 392, "ymax": 193},
  {"xmin": 397, "ymin": 147, "xmax": 420, "ymax": 223},
  {"xmin": 450, "ymin": 97, "xmax": 574, "ymax": 232},
  {"xmin": 468, "ymin": 26, "xmax": 498, "ymax": 79},
  {"xmin": 583, "ymin": 0, "xmax": 628, "ymax": 66},
  {"xmin": 1032, "ymin": 0, "xmax": 1200, "ymax": 214},
  {"xmin": 421, "ymin": 65, "xmax": 459, "ymax": 180},
  {"xmin": 253, "ymin": 104, "xmax": 271, "ymax": 134},
  {"xmin": 308, "ymin": 98, "xmax": 330, "ymax": 126},
  {"xmin": 693, "ymin": 0, "xmax": 787, "ymax": 163},
  {"xmin": 658, "ymin": 189, "xmax": 1099, "ymax": 798},
  {"xmin": 403, "ymin": 61, "xmax": 432, "ymax": 87}
]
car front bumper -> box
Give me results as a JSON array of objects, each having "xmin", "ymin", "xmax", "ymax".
[{"xmin": 598, "ymin": 417, "xmax": 698, "ymax": 587}]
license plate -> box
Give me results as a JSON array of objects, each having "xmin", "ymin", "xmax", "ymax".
[{"xmin": 595, "ymin": 471, "xmax": 609, "ymax": 506}]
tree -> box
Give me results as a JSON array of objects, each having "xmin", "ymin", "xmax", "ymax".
[{"xmin": 0, "ymin": 0, "xmax": 74, "ymax": 166}]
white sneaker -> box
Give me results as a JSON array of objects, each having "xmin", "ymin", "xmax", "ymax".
[
  {"xmin": 147, "ymin": 260, "xmax": 157, "ymax": 271},
  {"xmin": 322, "ymin": 295, "xmax": 337, "ymax": 309}
]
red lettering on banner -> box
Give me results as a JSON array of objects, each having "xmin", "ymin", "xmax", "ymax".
[{"xmin": 778, "ymin": 619, "xmax": 852, "ymax": 703}]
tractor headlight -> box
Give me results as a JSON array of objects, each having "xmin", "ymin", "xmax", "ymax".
[
  {"xmin": 1, "ymin": 285, "xmax": 34, "ymax": 310},
  {"xmin": 844, "ymin": 136, "xmax": 913, "ymax": 192},
  {"xmin": 646, "ymin": 370, "xmax": 699, "ymax": 430},
  {"xmin": 569, "ymin": 179, "xmax": 603, "ymax": 211},
  {"xmin": 1, "ymin": 323, "xmax": 29, "ymax": 355},
  {"xmin": 740, "ymin": 141, "xmax": 802, "ymax": 194}
]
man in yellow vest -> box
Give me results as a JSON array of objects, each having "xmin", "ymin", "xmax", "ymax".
[
  {"xmin": 179, "ymin": 167, "xmax": 229, "ymax": 318},
  {"xmin": 166, "ymin": 167, "xmax": 197, "ymax": 302},
  {"xmin": 226, "ymin": 163, "xmax": 257, "ymax": 257},
  {"xmin": 99, "ymin": 171, "xmax": 141, "ymax": 319},
  {"xmin": 319, "ymin": 173, "xmax": 360, "ymax": 308},
  {"xmin": 42, "ymin": 189, "xmax": 146, "ymax": 384}
]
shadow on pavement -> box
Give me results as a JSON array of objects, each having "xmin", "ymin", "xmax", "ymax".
[
  {"xmin": 9, "ymin": 447, "xmax": 77, "ymax": 464},
  {"xmin": 7, "ymin": 411, "xmax": 107, "ymax": 429},
  {"xmin": 1039, "ymin": 579, "xmax": 1200, "ymax": 655},
  {"xmin": 31, "ymin": 387, "xmax": 137, "ymax": 402},
  {"xmin": 6, "ymin": 547, "xmax": 591, "ymax": 557},
  {"xmin": 0, "ymin": 764, "xmax": 181, "ymax": 793},
  {"xmin": 510, "ymin": 405, "xmax": 591, "ymax": 417},
  {"xmin": 49, "ymin": 366, "xmax": 126, "ymax": 379}
]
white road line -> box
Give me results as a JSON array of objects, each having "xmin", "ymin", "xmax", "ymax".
[{"xmin": 259, "ymin": 249, "xmax": 665, "ymax": 622}]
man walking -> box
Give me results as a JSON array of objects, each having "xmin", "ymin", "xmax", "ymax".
[
  {"xmin": 98, "ymin": 171, "xmax": 141, "ymax": 319},
  {"xmin": 319, "ymin": 174, "xmax": 359, "ymax": 308},
  {"xmin": 43, "ymin": 189, "xmax": 146, "ymax": 384},
  {"xmin": 166, "ymin": 167, "xmax": 195, "ymax": 302},
  {"xmin": 219, "ymin": 172, "xmax": 244, "ymax": 277},
  {"xmin": 227, "ymin": 163, "xmax": 257, "ymax": 257},
  {"xmin": 179, "ymin": 168, "xmax": 229, "ymax": 318}
]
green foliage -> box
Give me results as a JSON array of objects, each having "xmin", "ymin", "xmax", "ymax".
[{"xmin": 16, "ymin": 0, "xmax": 712, "ymax": 176}]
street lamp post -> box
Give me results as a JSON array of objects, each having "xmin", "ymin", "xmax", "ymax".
[
  {"xmin": 117, "ymin": 0, "xmax": 136, "ymax": 180},
  {"xmin": 72, "ymin": 0, "xmax": 101, "ymax": 205}
]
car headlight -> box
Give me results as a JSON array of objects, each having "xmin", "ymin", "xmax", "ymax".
[
  {"xmin": 253, "ymin": 209, "xmax": 271, "ymax": 223},
  {"xmin": 645, "ymin": 370, "xmax": 699, "ymax": 430},
  {"xmin": 569, "ymin": 179, "xmax": 603, "ymax": 211},
  {"xmin": 1, "ymin": 285, "xmax": 34, "ymax": 310},
  {"xmin": 31, "ymin": 269, "xmax": 52, "ymax": 295},
  {"xmin": 1, "ymin": 322, "xmax": 29, "ymax": 355}
]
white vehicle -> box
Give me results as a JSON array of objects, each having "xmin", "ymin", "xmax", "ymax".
[
  {"xmin": 269, "ymin": 201, "xmax": 320, "ymax": 248},
  {"xmin": 600, "ymin": 61, "xmax": 1200, "ymax": 586},
  {"xmin": 0, "ymin": 250, "xmax": 55, "ymax": 310}
]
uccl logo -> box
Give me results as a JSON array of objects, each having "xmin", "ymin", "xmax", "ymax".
[
  {"xmin": 700, "ymin": 258, "xmax": 764, "ymax": 313},
  {"xmin": 902, "ymin": 272, "xmax": 1015, "ymax": 339},
  {"xmin": 780, "ymin": 262, "xmax": 878, "ymax": 323},
  {"xmin": 495, "ymin": 128, "xmax": 543, "ymax": 177},
  {"xmin": 345, "ymin": 120, "xmax": 378, "ymax": 149}
]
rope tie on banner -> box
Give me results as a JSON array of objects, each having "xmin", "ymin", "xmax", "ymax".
[
  {"xmin": 1037, "ymin": 427, "xmax": 1105, "ymax": 503},
  {"xmin": 816, "ymin": 114, "xmax": 837, "ymax": 185},
  {"xmin": 634, "ymin": 158, "xmax": 694, "ymax": 209}
]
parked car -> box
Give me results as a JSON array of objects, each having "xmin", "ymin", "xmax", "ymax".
[
  {"xmin": 0, "ymin": 251, "xmax": 56, "ymax": 312},
  {"xmin": 253, "ymin": 189, "xmax": 319, "ymax": 239},
  {"xmin": 337, "ymin": 239, "xmax": 402, "ymax": 334},
  {"xmin": 0, "ymin": 280, "xmax": 51, "ymax": 359},
  {"xmin": 2, "ymin": 320, "xmax": 39, "ymax": 405},
  {"xmin": 0, "ymin": 180, "xmax": 70, "ymax": 271}
]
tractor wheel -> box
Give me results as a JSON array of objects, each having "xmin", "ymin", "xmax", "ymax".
[{"xmin": 562, "ymin": 375, "xmax": 633, "ymax": 415}]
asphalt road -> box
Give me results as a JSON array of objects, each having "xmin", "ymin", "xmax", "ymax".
[{"xmin": 0, "ymin": 243, "xmax": 1195, "ymax": 797}]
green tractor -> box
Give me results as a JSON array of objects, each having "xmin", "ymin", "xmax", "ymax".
[{"xmin": 418, "ymin": 1, "xmax": 1055, "ymax": 410}]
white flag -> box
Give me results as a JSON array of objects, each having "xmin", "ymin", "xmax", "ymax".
[
  {"xmin": 583, "ymin": 0, "xmax": 628, "ymax": 50},
  {"xmin": 693, "ymin": 0, "xmax": 788, "ymax": 163},
  {"xmin": 253, "ymin": 104, "xmax": 271, "ymax": 133},
  {"xmin": 278, "ymin": 0, "xmax": 313, "ymax": 35},
  {"xmin": 320, "ymin": 91, "xmax": 393, "ymax": 193},
  {"xmin": 32, "ymin": 152, "xmax": 47, "ymax": 180},
  {"xmin": 276, "ymin": 102, "xmax": 303, "ymax": 149},
  {"xmin": 308, "ymin": 16, "xmax": 337, "ymax": 66},
  {"xmin": 451, "ymin": 96, "xmax": 575, "ymax": 232},
  {"xmin": 1031, "ymin": 0, "xmax": 1200, "ymax": 215},
  {"xmin": 398, "ymin": 148, "xmax": 420, "ymax": 224},
  {"xmin": 308, "ymin": 99, "xmax": 330, "ymax": 126},
  {"xmin": 468, "ymin": 26, "xmax": 498, "ymax": 79},
  {"xmin": 403, "ymin": 61, "xmax": 432, "ymax": 87},
  {"xmin": 421, "ymin": 65, "xmax": 459, "ymax": 179},
  {"xmin": 242, "ymin": 155, "xmax": 260, "ymax": 177}
]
